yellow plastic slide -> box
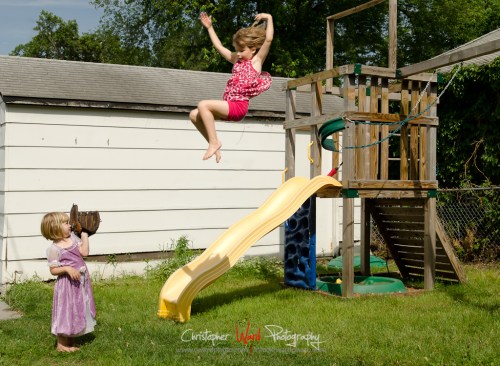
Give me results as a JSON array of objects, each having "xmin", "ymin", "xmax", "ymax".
[{"xmin": 157, "ymin": 175, "xmax": 342, "ymax": 322}]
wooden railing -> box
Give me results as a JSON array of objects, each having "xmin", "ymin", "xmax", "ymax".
[{"xmin": 283, "ymin": 64, "xmax": 439, "ymax": 190}]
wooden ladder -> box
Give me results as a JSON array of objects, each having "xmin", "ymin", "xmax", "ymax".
[{"xmin": 367, "ymin": 198, "xmax": 467, "ymax": 283}]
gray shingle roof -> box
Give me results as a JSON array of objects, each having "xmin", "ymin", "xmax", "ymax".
[{"xmin": 0, "ymin": 56, "xmax": 343, "ymax": 117}]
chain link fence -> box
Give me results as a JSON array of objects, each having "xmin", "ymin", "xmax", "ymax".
[{"xmin": 370, "ymin": 187, "xmax": 500, "ymax": 262}]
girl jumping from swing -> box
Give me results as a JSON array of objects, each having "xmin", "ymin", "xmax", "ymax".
[{"xmin": 190, "ymin": 12, "xmax": 274, "ymax": 163}]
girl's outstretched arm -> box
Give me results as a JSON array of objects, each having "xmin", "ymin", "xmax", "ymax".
[
  {"xmin": 253, "ymin": 13, "xmax": 273, "ymax": 65},
  {"xmin": 200, "ymin": 12, "xmax": 236, "ymax": 63}
]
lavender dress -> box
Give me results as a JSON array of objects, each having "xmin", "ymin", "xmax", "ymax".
[{"xmin": 47, "ymin": 232, "xmax": 96, "ymax": 337}]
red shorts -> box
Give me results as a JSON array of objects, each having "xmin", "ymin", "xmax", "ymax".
[{"xmin": 225, "ymin": 100, "xmax": 249, "ymax": 122}]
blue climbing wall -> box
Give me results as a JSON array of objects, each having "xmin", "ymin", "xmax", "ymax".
[{"xmin": 284, "ymin": 196, "xmax": 316, "ymax": 289}]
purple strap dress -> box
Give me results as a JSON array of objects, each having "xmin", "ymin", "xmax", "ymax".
[{"xmin": 47, "ymin": 232, "xmax": 96, "ymax": 337}]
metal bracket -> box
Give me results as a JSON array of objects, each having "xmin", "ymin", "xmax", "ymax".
[
  {"xmin": 427, "ymin": 189, "xmax": 437, "ymax": 198},
  {"xmin": 342, "ymin": 189, "xmax": 359, "ymax": 198}
]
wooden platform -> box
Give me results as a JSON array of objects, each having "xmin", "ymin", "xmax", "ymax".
[
  {"xmin": 317, "ymin": 180, "xmax": 438, "ymax": 199},
  {"xmin": 367, "ymin": 198, "xmax": 466, "ymax": 283}
]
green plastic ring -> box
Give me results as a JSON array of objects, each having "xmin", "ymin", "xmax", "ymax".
[{"xmin": 318, "ymin": 118, "xmax": 345, "ymax": 151}]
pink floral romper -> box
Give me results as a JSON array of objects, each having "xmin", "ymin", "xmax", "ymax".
[{"xmin": 223, "ymin": 59, "xmax": 272, "ymax": 121}]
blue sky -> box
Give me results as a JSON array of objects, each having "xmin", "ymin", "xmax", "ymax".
[{"xmin": 0, "ymin": 0, "xmax": 103, "ymax": 55}]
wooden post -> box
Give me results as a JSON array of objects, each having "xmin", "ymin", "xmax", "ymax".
[
  {"xmin": 388, "ymin": 0, "xmax": 398, "ymax": 69},
  {"xmin": 424, "ymin": 81, "xmax": 438, "ymax": 290},
  {"xmin": 332, "ymin": 134, "xmax": 340, "ymax": 179},
  {"xmin": 358, "ymin": 75, "xmax": 370, "ymax": 276},
  {"xmin": 380, "ymin": 78, "xmax": 389, "ymax": 179},
  {"xmin": 285, "ymin": 89, "xmax": 296, "ymax": 180},
  {"xmin": 361, "ymin": 199, "xmax": 371, "ymax": 275},
  {"xmin": 400, "ymin": 79, "xmax": 409, "ymax": 179},
  {"xmin": 427, "ymin": 82, "xmax": 438, "ymax": 180},
  {"xmin": 311, "ymin": 81, "xmax": 322, "ymax": 177},
  {"xmin": 410, "ymin": 81, "xmax": 419, "ymax": 179},
  {"xmin": 356, "ymin": 75, "xmax": 367, "ymax": 180},
  {"xmin": 419, "ymin": 83, "xmax": 428, "ymax": 179},
  {"xmin": 326, "ymin": 19, "xmax": 334, "ymax": 92},
  {"xmin": 369, "ymin": 76, "xmax": 380, "ymax": 180},
  {"xmin": 424, "ymin": 197, "xmax": 436, "ymax": 290},
  {"xmin": 342, "ymin": 74, "xmax": 356, "ymax": 298}
]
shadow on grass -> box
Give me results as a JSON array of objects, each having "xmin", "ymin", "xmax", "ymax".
[
  {"xmin": 191, "ymin": 280, "xmax": 281, "ymax": 316},
  {"xmin": 75, "ymin": 333, "xmax": 96, "ymax": 348},
  {"xmin": 48, "ymin": 333, "xmax": 96, "ymax": 351},
  {"xmin": 443, "ymin": 283, "xmax": 500, "ymax": 314}
]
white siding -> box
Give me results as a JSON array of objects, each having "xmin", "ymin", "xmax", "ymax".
[
  {"xmin": 0, "ymin": 97, "xmax": 6, "ymax": 283},
  {"xmin": 0, "ymin": 104, "xmax": 357, "ymax": 284},
  {"xmin": 291, "ymin": 131, "xmax": 361, "ymax": 257}
]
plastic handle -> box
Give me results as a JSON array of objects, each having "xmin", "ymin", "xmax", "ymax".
[{"xmin": 308, "ymin": 141, "xmax": 314, "ymax": 164}]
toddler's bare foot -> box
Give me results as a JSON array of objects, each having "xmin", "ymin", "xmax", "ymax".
[
  {"xmin": 57, "ymin": 345, "xmax": 78, "ymax": 352},
  {"xmin": 203, "ymin": 141, "xmax": 222, "ymax": 162}
]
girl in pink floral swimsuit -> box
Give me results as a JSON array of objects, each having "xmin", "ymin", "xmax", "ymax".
[{"xmin": 190, "ymin": 12, "xmax": 274, "ymax": 163}]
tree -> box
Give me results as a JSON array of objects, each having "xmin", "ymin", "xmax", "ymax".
[
  {"xmin": 14, "ymin": 2, "xmax": 500, "ymax": 75},
  {"xmin": 9, "ymin": 1, "xmax": 500, "ymax": 190},
  {"xmin": 397, "ymin": 0, "xmax": 500, "ymax": 67},
  {"xmin": 10, "ymin": 10, "xmax": 134, "ymax": 64},
  {"xmin": 438, "ymin": 60, "xmax": 500, "ymax": 187},
  {"xmin": 91, "ymin": 0, "xmax": 340, "ymax": 75},
  {"xmin": 12, "ymin": 10, "xmax": 82, "ymax": 60}
]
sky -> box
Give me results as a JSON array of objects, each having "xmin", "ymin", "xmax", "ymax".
[{"xmin": 0, "ymin": 0, "xmax": 104, "ymax": 56}]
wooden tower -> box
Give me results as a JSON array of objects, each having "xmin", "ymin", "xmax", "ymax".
[{"xmin": 283, "ymin": 0, "xmax": 468, "ymax": 296}]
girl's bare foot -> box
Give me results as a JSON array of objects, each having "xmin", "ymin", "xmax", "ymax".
[
  {"xmin": 203, "ymin": 141, "xmax": 222, "ymax": 162},
  {"xmin": 56, "ymin": 335, "xmax": 79, "ymax": 352},
  {"xmin": 57, "ymin": 345, "xmax": 78, "ymax": 352}
]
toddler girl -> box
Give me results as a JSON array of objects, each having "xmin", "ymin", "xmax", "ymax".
[
  {"xmin": 190, "ymin": 12, "xmax": 274, "ymax": 163},
  {"xmin": 41, "ymin": 212, "xmax": 96, "ymax": 352}
]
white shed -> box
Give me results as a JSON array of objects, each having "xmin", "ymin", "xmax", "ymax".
[{"xmin": 0, "ymin": 56, "xmax": 353, "ymax": 283}]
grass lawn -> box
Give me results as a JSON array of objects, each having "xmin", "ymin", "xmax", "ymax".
[{"xmin": 0, "ymin": 261, "xmax": 498, "ymax": 366}]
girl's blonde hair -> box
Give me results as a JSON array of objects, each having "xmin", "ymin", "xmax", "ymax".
[
  {"xmin": 233, "ymin": 21, "xmax": 267, "ymax": 50},
  {"xmin": 41, "ymin": 212, "xmax": 69, "ymax": 241}
]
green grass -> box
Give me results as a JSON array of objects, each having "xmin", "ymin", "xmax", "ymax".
[{"xmin": 1, "ymin": 261, "xmax": 498, "ymax": 366}]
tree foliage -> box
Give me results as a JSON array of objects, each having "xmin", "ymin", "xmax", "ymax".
[
  {"xmin": 12, "ymin": 10, "xmax": 82, "ymax": 60},
  {"xmin": 89, "ymin": 0, "xmax": 342, "ymax": 75},
  {"xmin": 437, "ymin": 60, "xmax": 500, "ymax": 262},
  {"xmin": 397, "ymin": 0, "xmax": 500, "ymax": 66},
  {"xmin": 87, "ymin": 0, "xmax": 500, "ymax": 74},
  {"xmin": 12, "ymin": 1, "xmax": 500, "ymax": 75},
  {"xmin": 8, "ymin": 1, "xmax": 500, "ymax": 191},
  {"xmin": 438, "ymin": 60, "xmax": 500, "ymax": 187},
  {"xmin": 10, "ymin": 10, "xmax": 126, "ymax": 63}
]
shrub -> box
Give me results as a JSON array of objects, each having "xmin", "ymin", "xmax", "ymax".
[{"xmin": 145, "ymin": 235, "xmax": 200, "ymax": 281}]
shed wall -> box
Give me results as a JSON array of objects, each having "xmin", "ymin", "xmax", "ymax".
[
  {"xmin": 0, "ymin": 97, "xmax": 6, "ymax": 283},
  {"xmin": 0, "ymin": 104, "xmax": 356, "ymax": 283}
]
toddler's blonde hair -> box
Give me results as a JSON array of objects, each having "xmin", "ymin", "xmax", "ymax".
[
  {"xmin": 233, "ymin": 21, "xmax": 267, "ymax": 50},
  {"xmin": 41, "ymin": 212, "xmax": 69, "ymax": 241}
]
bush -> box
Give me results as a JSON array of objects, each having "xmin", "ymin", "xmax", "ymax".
[
  {"xmin": 145, "ymin": 235, "xmax": 200, "ymax": 281},
  {"xmin": 229, "ymin": 256, "xmax": 282, "ymax": 280}
]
